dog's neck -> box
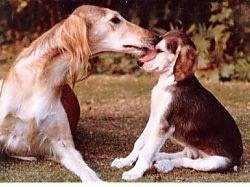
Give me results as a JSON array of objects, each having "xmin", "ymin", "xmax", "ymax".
[
  {"xmin": 156, "ymin": 72, "xmax": 176, "ymax": 90},
  {"xmin": 9, "ymin": 26, "xmax": 70, "ymax": 88},
  {"xmin": 15, "ymin": 24, "xmax": 65, "ymax": 66}
]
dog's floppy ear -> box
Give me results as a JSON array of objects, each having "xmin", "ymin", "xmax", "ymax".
[
  {"xmin": 60, "ymin": 14, "xmax": 90, "ymax": 87},
  {"xmin": 173, "ymin": 45, "xmax": 198, "ymax": 82}
]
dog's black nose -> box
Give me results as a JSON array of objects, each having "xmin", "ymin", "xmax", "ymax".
[
  {"xmin": 152, "ymin": 34, "xmax": 161, "ymax": 45},
  {"xmin": 137, "ymin": 60, "xmax": 144, "ymax": 67}
]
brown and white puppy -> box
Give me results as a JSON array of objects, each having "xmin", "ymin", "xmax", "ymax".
[{"xmin": 111, "ymin": 30, "xmax": 243, "ymax": 181}]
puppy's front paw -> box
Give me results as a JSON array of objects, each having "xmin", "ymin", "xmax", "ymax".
[
  {"xmin": 111, "ymin": 158, "xmax": 134, "ymax": 168},
  {"xmin": 122, "ymin": 170, "xmax": 142, "ymax": 181},
  {"xmin": 154, "ymin": 160, "xmax": 174, "ymax": 173}
]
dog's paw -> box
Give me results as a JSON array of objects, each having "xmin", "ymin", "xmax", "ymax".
[
  {"xmin": 122, "ymin": 170, "xmax": 142, "ymax": 181},
  {"xmin": 154, "ymin": 152, "xmax": 170, "ymax": 161},
  {"xmin": 111, "ymin": 158, "xmax": 134, "ymax": 168},
  {"xmin": 154, "ymin": 160, "xmax": 174, "ymax": 173},
  {"xmin": 9, "ymin": 155, "xmax": 37, "ymax": 161},
  {"xmin": 185, "ymin": 148, "xmax": 199, "ymax": 159}
]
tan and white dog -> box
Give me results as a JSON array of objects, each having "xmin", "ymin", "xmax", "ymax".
[
  {"xmin": 0, "ymin": 5, "xmax": 158, "ymax": 182},
  {"xmin": 111, "ymin": 30, "xmax": 243, "ymax": 181}
]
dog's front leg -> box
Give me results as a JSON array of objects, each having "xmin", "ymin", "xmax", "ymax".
[
  {"xmin": 122, "ymin": 124, "xmax": 175, "ymax": 181},
  {"xmin": 111, "ymin": 115, "xmax": 155, "ymax": 169},
  {"xmin": 47, "ymin": 104, "xmax": 102, "ymax": 182},
  {"xmin": 51, "ymin": 138, "xmax": 102, "ymax": 182}
]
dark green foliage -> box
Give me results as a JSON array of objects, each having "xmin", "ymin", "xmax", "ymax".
[
  {"xmin": 233, "ymin": 55, "xmax": 250, "ymax": 81},
  {"xmin": 0, "ymin": 0, "xmax": 249, "ymax": 81},
  {"xmin": 90, "ymin": 53, "xmax": 142, "ymax": 76},
  {"xmin": 186, "ymin": 2, "xmax": 235, "ymax": 81}
]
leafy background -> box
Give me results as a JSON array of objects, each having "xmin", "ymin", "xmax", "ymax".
[{"xmin": 0, "ymin": 0, "xmax": 249, "ymax": 81}]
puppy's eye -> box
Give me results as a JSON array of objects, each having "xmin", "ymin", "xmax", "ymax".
[
  {"xmin": 156, "ymin": 49, "xmax": 164, "ymax": 53},
  {"xmin": 167, "ymin": 42, "xmax": 178, "ymax": 54},
  {"xmin": 110, "ymin": 17, "xmax": 121, "ymax": 24}
]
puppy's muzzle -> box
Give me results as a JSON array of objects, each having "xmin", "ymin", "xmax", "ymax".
[{"xmin": 137, "ymin": 34, "xmax": 160, "ymax": 67}]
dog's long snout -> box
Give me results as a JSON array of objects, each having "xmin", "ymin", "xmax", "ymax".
[{"xmin": 144, "ymin": 34, "xmax": 160, "ymax": 48}]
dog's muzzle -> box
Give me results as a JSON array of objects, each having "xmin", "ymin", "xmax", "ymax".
[{"xmin": 138, "ymin": 48, "xmax": 157, "ymax": 63}]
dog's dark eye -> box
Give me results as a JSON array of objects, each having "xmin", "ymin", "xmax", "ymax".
[
  {"xmin": 110, "ymin": 17, "xmax": 121, "ymax": 24},
  {"xmin": 156, "ymin": 49, "xmax": 164, "ymax": 53}
]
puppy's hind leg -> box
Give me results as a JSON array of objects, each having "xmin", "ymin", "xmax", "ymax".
[
  {"xmin": 155, "ymin": 155, "xmax": 231, "ymax": 173},
  {"xmin": 154, "ymin": 147, "xmax": 199, "ymax": 161}
]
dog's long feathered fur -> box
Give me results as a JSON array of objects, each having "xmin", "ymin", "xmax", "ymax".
[
  {"xmin": 14, "ymin": 14, "xmax": 90, "ymax": 87},
  {"xmin": 0, "ymin": 5, "xmax": 157, "ymax": 182}
]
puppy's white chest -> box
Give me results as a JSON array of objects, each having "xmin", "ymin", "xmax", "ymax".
[{"xmin": 150, "ymin": 83, "xmax": 172, "ymax": 118}]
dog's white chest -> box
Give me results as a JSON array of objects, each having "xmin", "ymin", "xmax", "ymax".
[{"xmin": 150, "ymin": 81, "xmax": 173, "ymax": 119}]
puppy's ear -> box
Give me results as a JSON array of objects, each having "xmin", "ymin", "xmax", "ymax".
[{"xmin": 174, "ymin": 46, "xmax": 198, "ymax": 82}]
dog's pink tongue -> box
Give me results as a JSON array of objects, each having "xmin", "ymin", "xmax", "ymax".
[{"xmin": 139, "ymin": 49, "xmax": 156, "ymax": 62}]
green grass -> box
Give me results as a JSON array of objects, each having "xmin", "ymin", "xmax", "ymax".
[{"xmin": 0, "ymin": 71, "xmax": 249, "ymax": 182}]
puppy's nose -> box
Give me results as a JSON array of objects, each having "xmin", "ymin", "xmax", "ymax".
[{"xmin": 137, "ymin": 60, "xmax": 144, "ymax": 67}]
